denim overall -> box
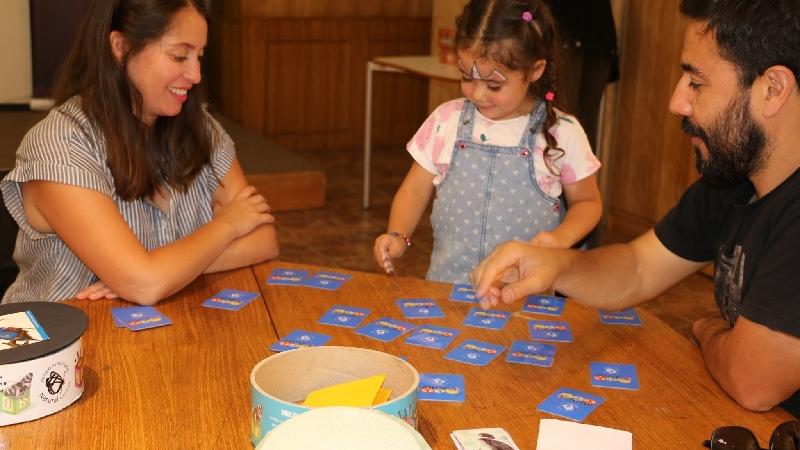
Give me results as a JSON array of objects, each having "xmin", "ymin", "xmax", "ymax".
[{"xmin": 427, "ymin": 100, "xmax": 564, "ymax": 282}]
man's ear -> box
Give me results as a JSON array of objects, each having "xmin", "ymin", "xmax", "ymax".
[
  {"xmin": 757, "ymin": 65, "xmax": 796, "ymax": 118},
  {"xmin": 528, "ymin": 58, "xmax": 547, "ymax": 83},
  {"xmin": 109, "ymin": 30, "xmax": 127, "ymax": 64}
]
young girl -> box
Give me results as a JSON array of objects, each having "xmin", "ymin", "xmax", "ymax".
[
  {"xmin": 0, "ymin": 0, "xmax": 278, "ymax": 304},
  {"xmin": 373, "ymin": 0, "xmax": 602, "ymax": 283}
]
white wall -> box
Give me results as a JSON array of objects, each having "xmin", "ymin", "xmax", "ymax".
[{"xmin": 0, "ymin": 0, "xmax": 32, "ymax": 104}]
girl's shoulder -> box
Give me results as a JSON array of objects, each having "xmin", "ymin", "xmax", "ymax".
[
  {"xmin": 549, "ymin": 108, "xmax": 589, "ymax": 142},
  {"xmin": 430, "ymin": 98, "xmax": 467, "ymax": 122}
]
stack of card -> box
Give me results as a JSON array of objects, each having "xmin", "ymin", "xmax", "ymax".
[
  {"xmin": 451, "ymin": 428, "xmax": 521, "ymax": 450},
  {"xmin": 266, "ymin": 268, "xmax": 351, "ymax": 291},
  {"xmin": 201, "ymin": 289, "xmax": 259, "ymax": 311},
  {"xmin": 112, "ymin": 306, "xmax": 172, "ymax": 331}
]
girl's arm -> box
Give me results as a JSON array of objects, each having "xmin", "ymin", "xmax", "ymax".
[
  {"xmin": 21, "ymin": 158, "xmax": 274, "ymax": 305},
  {"xmin": 373, "ymin": 162, "xmax": 435, "ymax": 272},
  {"xmin": 531, "ymin": 174, "xmax": 602, "ymax": 248}
]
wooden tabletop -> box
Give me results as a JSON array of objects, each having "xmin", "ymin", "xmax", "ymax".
[
  {"xmin": 372, "ymin": 55, "xmax": 461, "ymax": 83},
  {"xmin": 0, "ymin": 261, "xmax": 793, "ymax": 449}
]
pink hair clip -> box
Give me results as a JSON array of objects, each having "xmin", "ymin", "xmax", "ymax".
[
  {"xmin": 522, "ymin": 11, "xmax": 534, "ymax": 22},
  {"xmin": 545, "ymin": 91, "xmax": 555, "ymax": 102}
]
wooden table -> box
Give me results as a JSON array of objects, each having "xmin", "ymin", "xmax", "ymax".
[{"xmin": 1, "ymin": 261, "xmax": 793, "ymax": 449}]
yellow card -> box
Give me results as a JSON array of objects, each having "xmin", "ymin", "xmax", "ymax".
[
  {"xmin": 303, "ymin": 374, "xmax": 386, "ymax": 407},
  {"xmin": 372, "ymin": 387, "xmax": 392, "ymax": 405}
]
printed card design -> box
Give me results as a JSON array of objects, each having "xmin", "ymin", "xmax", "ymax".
[
  {"xmin": 451, "ymin": 428, "xmax": 522, "ymax": 450},
  {"xmin": 355, "ymin": 317, "xmax": 416, "ymax": 342},
  {"xmin": 202, "ymin": 288, "xmax": 259, "ymax": 311},
  {"xmin": 302, "ymin": 271, "xmax": 352, "ymax": 291},
  {"xmin": 528, "ymin": 320, "xmax": 574, "ymax": 342},
  {"xmin": 405, "ymin": 325, "xmax": 459, "ymax": 350},
  {"xmin": 462, "ymin": 307, "xmax": 511, "ymax": 330},
  {"xmin": 445, "ymin": 339, "xmax": 505, "ymax": 366},
  {"xmin": 598, "ymin": 308, "xmax": 643, "ymax": 326},
  {"xmin": 112, "ymin": 306, "xmax": 172, "ymax": 331},
  {"xmin": 270, "ymin": 329, "xmax": 331, "ymax": 352},
  {"xmin": 418, "ymin": 373, "xmax": 465, "ymax": 402},
  {"xmin": 537, "ymin": 388, "xmax": 605, "ymax": 422},
  {"xmin": 0, "ymin": 311, "xmax": 50, "ymax": 351},
  {"xmin": 396, "ymin": 298, "xmax": 444, "ymax": 319},
  {"xmin": 506, "ymin": 340, "xmax": 556, "ymax": 367},
  {"xmin": 590, "ymin": 362, "xmax": 640, "ymax": 390},
  {"xmin": 523, "ymin": 295, "xmax": 566, "ymax": 316},
  {"xmin": 319, "ymin": 305, "xmax": 371, "ymax": 328},
  {"xmin": 449, "ymin": 283, "xmax": 479, "ymax": 303},
  {"xmin": 266, "ymin": 268, "xmax": 309, "ymax": 286}
]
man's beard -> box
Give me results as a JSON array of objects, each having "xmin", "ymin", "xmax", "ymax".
[{"xmin": 680, "ymin": 91, "xmax": 769, "ymax": 188}]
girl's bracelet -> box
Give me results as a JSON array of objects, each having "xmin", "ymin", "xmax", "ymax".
[{"xmin": 388, "ymin": 232, "xmax": 412, "ymax": 248}]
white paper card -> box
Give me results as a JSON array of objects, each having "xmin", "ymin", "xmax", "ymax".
[{"xmin": 536, "ymin": 419, "xmax": 632, "ymax": 450}]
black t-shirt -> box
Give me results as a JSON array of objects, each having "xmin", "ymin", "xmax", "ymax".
[{"xmin": 655, "ymin": 169, "xmax": 800, "ymax": 417}]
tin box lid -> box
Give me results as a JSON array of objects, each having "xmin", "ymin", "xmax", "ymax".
[{"xmin": 0, "ymin": 302, "xmax": 88, "ymax": 365}]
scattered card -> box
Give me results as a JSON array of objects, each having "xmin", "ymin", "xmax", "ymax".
[
  {"xmin": 302, "ymin": 271, "xmax": 352, "ymax": 291},
  {"xmin": 449, "ymin": 283, "xmax": 479, "ymax": 303},
  {"xmin": 202, "ymin": 289, "xmax": 259, "ymax": 311},
  {"xmin": 589, "ymin": 362, "xmax": 640, "ymax": 390},
  {"xmin": 451, "ymin": 428, "xmax": 521, "ymax": 450},
  {"xmin": 523, "ymin": 295, "xmax": 566, "ymax": 316},
  {"xmin": 319, "ymin": 305, "xmax": 371, "ymax": 328},
  {"xmin": 598, "ymin": 308, "xmax": 643, "ymax": 326},
  {"xmin": 355, "ymin": 317, "xmax": 416, "ymax": 342},
  {"xmin": 463, "ymin": 307, "xmax": 511, "ymax": 330},
  {"xmin": 506, "ymin": 340, "xmax": 556, "ymax": 367},
  {"xmin": 215, "ymin": 289, "xmax": 258, "ymax": 302},
  {"xmin": 445, "ymin": 339, "xmax": 505, "ymax": 366},
  {"xmin": 529, "ymin": 320, "xmax": 574, "ymax": 342},
  {"xmin": 266, "ymin": 268, "xmax": 309, "ymax": 286},
  {"xmin": 418, "ymin": 373, "xmax": 465, "ymax": 402},
  {"xmin": 0, "ymin": 310, "xmax": 50, "ymax": 350},
  {"xmin": 405, "ymin": 325, "xmax": 459, "ymax": 350},
  {"xmin": 270, "ymin": 329, "xmax": 331, "ymax": 352},
  {"xmin": 112, "ymin": 306, "xmax": 172, "ymax": 331},
  {"xmin": 396, "ymin": 298, "xmax": 444, "ymax": 319},
  {"xmin": 537, "ymin": 388, "xmax": 605, "ymax": 422}
]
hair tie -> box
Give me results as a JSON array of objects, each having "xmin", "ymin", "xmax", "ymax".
[
  {"xmin": 522, "ymin": 11, "xmax": 534, "ymax": 22},
  {"xmin": 545, "ymin": 91, "xmax": 555, "ymax": 102}
]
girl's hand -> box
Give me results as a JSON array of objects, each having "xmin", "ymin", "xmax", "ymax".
[
  {"xmin": 76, "ymin": 281, "xmax": 120, "ymax": 300},
  {"xmin": 530, "ymin": 230, "xmax": 567, "ymax": 248},
  {"xmin": 214, "ymin": 185, "xmax": 275, "ymax": 238},
  {"xmin": 373, "ymin": 233, "xmax": 408, "ymax": 274}
]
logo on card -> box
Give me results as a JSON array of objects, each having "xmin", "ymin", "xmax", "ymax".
[
  {"xmin": 463, "ymin": 343, "xmax": 498, "ymax": 355},
  {"xmin": 208, "ymin": 298, "xmax": 242, "ymax": 307},
  {"xmin": 557, "ymin": 392, "xmax": 598, "ymax": 406},
  {"xmin": 419, "ymin": 328, "xmax": 454, "ymax": 337},
  {"xmin": 510, "ymin": 351, "xmax": 549, "ymax": 362},
  {"xmin": 331, "ymin": 308, "xmax": 365, "ymax": 317},
  {"xmin": 376, "ymin": 321, "xmax": 411, "ymax": 332},
  {"xmin": 532, "ymin": 324, "xmax": 567, "ymax": 331},
  {"xmin": 401, "ymin": 301, "xmax": 435, "ymax": 308},
  {"xmin": 128, "ymin": 316, "xmax": 163, "ymax": 327}
]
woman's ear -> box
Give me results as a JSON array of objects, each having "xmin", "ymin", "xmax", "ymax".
[
  {"xmin": 529, "ymin": 58, "xmax": 547, "ymax": 83},
  {"xmin": 109, "ymin": 30, "xmax": 127, "ymax": 64}
]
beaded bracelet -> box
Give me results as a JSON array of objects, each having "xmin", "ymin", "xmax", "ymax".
[{"xmin": 388, "ymin": 232, "xmax": 412, "ymax": 248}]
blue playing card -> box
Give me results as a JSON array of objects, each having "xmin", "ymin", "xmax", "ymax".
[
  {"xmin": 396, "ymin": 298, "xmax": 445, "ymax": 319},
  {"xmin": 462, "ymin": 307, "xmax": 511, "ymax": 330},
  {"xmin": 270, "ymin": 329, "xmax": 331, "ymax": 352},
  {"xmin": 302, "ymin": 271, "xmax": 352, "ymax": 291},
  {"xmin": 202, "ymin": 289, "xmax": 259, "ymax": 311},
  {"xmin": 355, "ymin": 317, "xmax": 416, "ymax": 342},
  {"xmin": 215, "ymin": 289, "xmax": 259, "ymax": 302},
  {"xmin": 266, "ymin": 268, "xmax": 309, "ymax": 286},
  {"xmin": 404, "ymin": 325, "xmax": 459, "ymax": 350},
  {"xmin": 523, "ymin": 295, "xmax": 566, "ymax": 316},
  {"xmin": 528, "ymin": 319, "xmax": 574, "ymax": 342},
  {"xmin": 506, "ymin": 340, "xmax": 556, "ymax": 367},
  {"xmin": 445, "ymin": 339, "xmax": 505, "ymax": 366},
  {"xmin": 112, "ymin": 306, "xmax": 172, "ymax": 331},
  {"xmin": 449, "ymin": 283, "xmax": 479, "ymax": 303},
  {"xmin": 590, "ymin": 362, "xmax": 640, "ymax": 390},
  {"xmin": 598, "ymin": 308, "xmax": 643, "ymax": 326},
  {"xmin": 418, "ymin": 373, "xmax": 465, "ymax": 402},
  {"xmin": 319, "ymin": 305, "xmax": 371, "ymax": 328},
  {"xmin": 537, "ymin": 388, "xmax": 605, "ymax": 422}
]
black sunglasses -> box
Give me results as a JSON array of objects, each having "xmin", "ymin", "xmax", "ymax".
[{"xmin": 702, "ymin": 421, "xmax": 800, "ymax": 450}]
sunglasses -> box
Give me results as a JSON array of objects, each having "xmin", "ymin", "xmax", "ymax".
[{"xmin": 703, "ymin": 421, "xmax": 800, "ymax": 450}]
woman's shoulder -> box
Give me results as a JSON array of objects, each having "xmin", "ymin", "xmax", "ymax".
[{"xmin": 20, "ymin": 96, "xmax": 102, "ymax": 159}]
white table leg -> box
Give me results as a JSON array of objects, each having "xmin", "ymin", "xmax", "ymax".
[{"xmin": 363, "ymin": 61, "xmax": 375, "ymax": 209}]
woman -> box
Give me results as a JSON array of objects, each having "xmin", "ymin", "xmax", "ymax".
[{"xmin": 0, "ymin": 0, "xmax": 278, "ymax": 304}]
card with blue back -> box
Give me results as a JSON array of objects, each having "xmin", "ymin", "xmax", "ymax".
[
  {"xmin": 202, "ymin": 289, "xmax": 259, "ymax": 311},
  {"xmin": 523, "ymin": 295, "xmax": 566, "ymax": 316},
  {"xmin": 266, "ymin": 268, "xmax": 309, "ymax": 286},
  {"xmin": 449, "ymin": 283, "xmax": 479, "ymax": 303},
  {"xmin": 590, "ymin": 362, "xmax": 640, "ymax": 390},
  {"xmin": 355, "ymin": 317, "xmax": 416, "ymax": 342},
  {"xmin": 528, "ymin": 319, "xmax": 574, "ymax": 342},
  {"xmin": 445, "ymin": 339, "xmax": 505, "ymax": 366},
  {"xmin": 405, "ymin": 325, "xmax": 459, "ymax": 350},
  {"xmin": 418, "ymin": 373, "xmax": 465, "ymax": 402},
  {"xmin": 319, "ymin": 305, "xmax": 370, "ymax": 328},
  {"xmin": 112, "ymin": 306, "xmax": 172, "ymax": 331},
  {"xmin": 462, "ymin": 307, "xmax": 511, "ymax": 330},
  {"xmin": 537, "ymin": 388, "xmax": 605, "ymax": 422},
  {"xmin": 396, "ymin": 298, "xmax": 444, "ymax": 319},
  {"xmin": 598, "ymin": 308, "xmax": 643, "ymax": 326},
  {"xmin": 302, "ymin": 271, "xmax": 352, "ymax": 290},
  {"xmin": 506, "ymin": 340, "xmax": 556, "ymax": 367},
  {"xmin": 270, "ymin": 329, "xmax": 331, "ymax": 352}
]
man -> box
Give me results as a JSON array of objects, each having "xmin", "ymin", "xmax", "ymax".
[{"xmin": 471, "ymin": 0, "xmax": 800, "ymax": 417}]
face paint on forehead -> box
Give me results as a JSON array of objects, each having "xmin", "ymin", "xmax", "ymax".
[{"xmin": 457, "ymin": 59, "xmax": 508, "ymax": 83}]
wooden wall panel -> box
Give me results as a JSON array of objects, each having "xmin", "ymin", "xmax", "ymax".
[{"xmin": 240, "ymin": 0, "xmax": 431, "ymax": 18}]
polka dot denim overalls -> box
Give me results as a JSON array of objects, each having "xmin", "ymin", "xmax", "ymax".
[{"xmin": 427, "ymin": 100, "xmax": 564, "ymax": 282}]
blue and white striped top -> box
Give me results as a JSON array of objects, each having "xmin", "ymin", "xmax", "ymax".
[{"xmin": 0, "ymin": 96, "xmax": 235, "ymax": 303}]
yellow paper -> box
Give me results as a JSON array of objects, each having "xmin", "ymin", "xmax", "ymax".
[
  {"xmin": 371, "ymin": 387, "xmax": 392, "ymax": 405},
  {"xmin": 303, "ymin": 374, "xmax": 386, "ymax": 407}
]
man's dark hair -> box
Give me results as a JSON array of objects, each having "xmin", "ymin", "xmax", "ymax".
[{"xmin": 680, "ymin": 0, "xmax": 800, "ymax": 87}]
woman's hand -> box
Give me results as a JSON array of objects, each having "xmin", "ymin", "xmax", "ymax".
[
  {"xmin": 76, "ymin": 281, "xmax": 120, "ymax": 300},
  {"xmin": 214, "ymin": 185, "xmax": 275, "ymax": 238}
]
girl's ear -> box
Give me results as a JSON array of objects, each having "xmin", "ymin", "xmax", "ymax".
[
  {"xmin": 109, "ymin": 30, "xmax": 127, "ymax": 63},
  {"xmin": 528, "ymin": 58, "xmax": 547, "ymax": 83}
]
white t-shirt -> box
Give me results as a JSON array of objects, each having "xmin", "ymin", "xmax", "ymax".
[{"xmin": 407, "ymin": 98, "xmax": 601, "ymax": 198}]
